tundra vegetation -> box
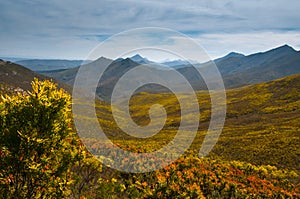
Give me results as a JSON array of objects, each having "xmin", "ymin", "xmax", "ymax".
[{"xmin": 0, "ymin": 75, "xmax": 299, "ymax": 198}]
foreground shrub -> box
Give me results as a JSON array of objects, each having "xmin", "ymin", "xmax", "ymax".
[{"xmin": 0, "ymin": 79, "xmax": 80, "ymax": 198}]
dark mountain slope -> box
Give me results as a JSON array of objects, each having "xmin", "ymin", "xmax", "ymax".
[
  {"xmin": 181, "ymin": 44, "xmax": 300, "ymax": 89},
  {"xmin": 0, "ymin": 59, "xmax": 70, "ymax": 93},
  {"xmin": 214, "ymin": 45, "xmax": 298, "ymax": 75},
  {"xmin": 221, "ymin": 45, "xmax": 300, "ymax": 87}
]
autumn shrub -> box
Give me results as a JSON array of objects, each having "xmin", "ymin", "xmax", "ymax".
[{"xmin": 0, "ymin": 79, "xmax": 81, "ymax": 198}]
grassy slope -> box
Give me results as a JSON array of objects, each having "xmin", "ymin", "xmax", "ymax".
[
  {"xmin": 74, "ymin": 74, "xmax": 300, "ymax": 197},
  {"xmin": 84, "ymin": 74, "xmax": 300, "ymax": 174},
  {"xmin": 209, "ymin": 74, "xmax": 300, "ymax": 171}
]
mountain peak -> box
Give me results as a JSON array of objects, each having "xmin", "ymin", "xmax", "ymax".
[
  {"xmin": 214, "ymin": 52, "xmax": 245, "ymax": 63},
  {"xmin": 131, "ymin": 54, "xmax": 144, "ymax": 60},
  {"xmin": 96, "ymin": 56, "xmax": 111, "ymax": 61},
  {"xmin": 257, "ymin": 44, "xmax": 297, "ymax": 58},
  {"xmin": 274, "ymin": 44, "xmax": 296, "ymax": 52},
  {"xmin": 92, "ymin": 56, "xmax": 113, "ymax": 64},
  {"xmin": 129, "ymin": 54, "xmax": 152, "ymax": 64},
  {"xmin": 225, "ymin": 52, "xmax": 245, "ymax": 58}
]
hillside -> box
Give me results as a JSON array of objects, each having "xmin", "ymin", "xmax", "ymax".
[
  {"xmin": 77, "ymin": 74, "xmax": 300, "ymax": 175},
  {"xmin": 207, "ymin": 74, "xmax": 300, "ymax": 171},
  {"xmin": 0, "ymin": 59, "xmax": 71, "ymax": 94}
]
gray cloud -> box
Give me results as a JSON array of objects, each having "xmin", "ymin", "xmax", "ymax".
[{"xmin": 0, "ymin": 0, "xmax": 299, "ymax": 59}]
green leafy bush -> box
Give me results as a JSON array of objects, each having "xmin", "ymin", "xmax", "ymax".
[{"xmin": 0, "ymin": 79, "xmax": 80, "ymax": 198}]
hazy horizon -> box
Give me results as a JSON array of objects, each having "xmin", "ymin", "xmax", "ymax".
[{"xmin": 1, "ymin": 43, "xmax": 298, "ymax": 63}]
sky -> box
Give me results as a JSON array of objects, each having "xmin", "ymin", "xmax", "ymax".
[{"xmin": 0, "ymin": 0, "xmax": 300, "ymax": 62}]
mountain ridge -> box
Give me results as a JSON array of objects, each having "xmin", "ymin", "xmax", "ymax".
[{"xmin": 31, "ymin": 44, "xmax": 300, "ymax": 99}]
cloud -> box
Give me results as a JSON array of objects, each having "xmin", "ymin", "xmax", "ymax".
[
  {"xmin": 0, "ymin": 0, "xmax": 300, "ymax": 59},
  {"xmin": 79, "ymin": 28, "xmax": 300, "ymax": 63}
]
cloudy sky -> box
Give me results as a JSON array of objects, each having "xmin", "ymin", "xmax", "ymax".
[{"xmin": 0, "ymin": 0, "xmax": 300, "ymax": 61}]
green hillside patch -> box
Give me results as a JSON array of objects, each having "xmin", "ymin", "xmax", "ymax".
[{"xmin": 87, "ymin": 74, "xmax": 300, "ymax": 174}]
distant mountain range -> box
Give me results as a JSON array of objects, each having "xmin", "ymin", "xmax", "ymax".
[
  {"xmin": 15, "ymin": 59, "xmax": 89, "ymax": 72},
  {"xmin": 162, "ymin": 59, "xmax": 198, "ymax": 68},
  {"xmin": 1, "ymin": 44, "xmax": 299, "ymax": 100},
  {"xmin": 128, "ymin": 54, "xmax": 197, "ymax": 69},
  {"xmin": 36, "ymin": 44, "xmax": 299, "ymax": 99},
  {"xmin": 0, "ymin": 57, "xmax": 90, "ymax": 71},
  {"xmin": 0, "ymin": 57, "xmax": 30, "ymax": 62}
]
